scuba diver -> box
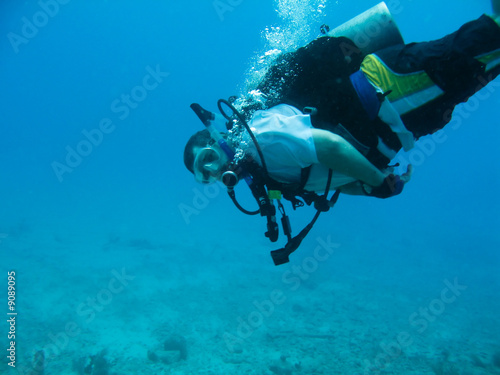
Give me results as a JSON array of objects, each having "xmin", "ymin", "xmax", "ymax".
[{"xmin": 183, "ymin": 1, "xmax": 500, "ymax": 265}]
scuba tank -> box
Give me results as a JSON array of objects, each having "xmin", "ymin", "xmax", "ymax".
[{"xmin": 324, "ymin": 2, "xmax": 404, "ymax": 54}]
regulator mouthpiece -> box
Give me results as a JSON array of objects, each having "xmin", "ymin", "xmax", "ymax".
[{"xmin": 222, "ymin": 171, "xmax": 239, "ymax": 189}]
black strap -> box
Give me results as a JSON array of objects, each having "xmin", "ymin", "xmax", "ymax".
[{"xmin": 271, "ymin": 169, "xmax": 340, "ymax": 265}]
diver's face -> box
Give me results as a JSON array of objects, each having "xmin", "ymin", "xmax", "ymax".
[{"xmin": 192, "ymin": 145, "xmax": 229, "ymax": 184}]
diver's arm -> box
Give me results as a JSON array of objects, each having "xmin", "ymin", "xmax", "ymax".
[
  {"xmin": 311, "ymin": 128, "xmax": 386, "ymax": 187},
  {"xmin": 337, "ymin": 164, "xmax": 413, "ymax": 195},
  {"xmin": 337, "ymin": 181, "xmax": 366, "ymax": 196}
]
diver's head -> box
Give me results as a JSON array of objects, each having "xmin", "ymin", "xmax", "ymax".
[{"xmin": 184, "ymin": 129, "xmax": 230, "ymax": 184}]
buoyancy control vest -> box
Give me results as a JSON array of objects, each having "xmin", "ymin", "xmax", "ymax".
[{"xmin": 255, "ymin": 36, "xmax": 403, "ymax": 169}]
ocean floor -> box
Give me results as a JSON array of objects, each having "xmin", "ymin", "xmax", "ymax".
[{"xmin": 2, "ymin": 224, "xmax": 500, "ymax": 375}]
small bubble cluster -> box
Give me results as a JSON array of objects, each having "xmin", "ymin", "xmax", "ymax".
[
  {"xmin": 244, "ymin": 0, "xmax": 328, "ymax": 92},
  {"xmin": 229, "ymin": 0, "xmax": 328, "ymax": 166}
]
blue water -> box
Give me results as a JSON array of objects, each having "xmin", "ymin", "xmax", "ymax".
[{"xmin": 1, "ymin": 0, "xmax": 499, "ymax": 374}]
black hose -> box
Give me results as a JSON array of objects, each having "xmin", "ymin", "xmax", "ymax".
[
  {"xmin": 217, "ymin": 99, "xmax": 270, "ymax": 179},
  {"xmin": 228, "ymin": 190, "xmax": 260, "ymax": 216}
]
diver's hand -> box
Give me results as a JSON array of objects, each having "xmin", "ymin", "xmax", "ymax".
[
  {"xmin": 400, "ymin": 164, "xmax": 413, "ymax": 184},
  {"xmin": 363, "ymin": 164, "xmax": 413, "ymax": 199}
]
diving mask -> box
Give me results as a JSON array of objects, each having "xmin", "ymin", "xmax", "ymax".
[{"xmin": 193, "ymin": 147, "xmax": 226, "ymax": 184}]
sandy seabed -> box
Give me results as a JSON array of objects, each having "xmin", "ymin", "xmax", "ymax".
[{"xmin": 2, "ymin": 225, "xmax": 500, "ymax": 375}]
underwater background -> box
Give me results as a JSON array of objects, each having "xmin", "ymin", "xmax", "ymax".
[{"xmin": 1, "ymin": 0, "xmax": 499, "ymax": 374}]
